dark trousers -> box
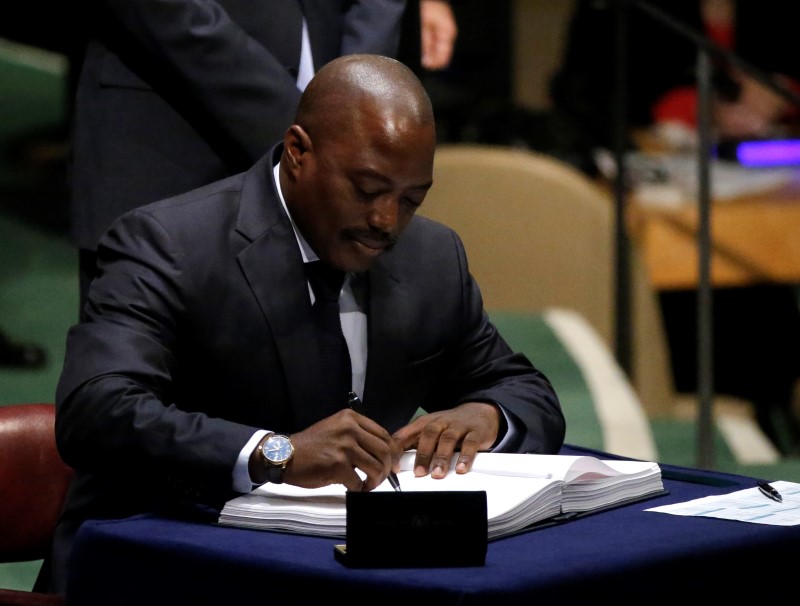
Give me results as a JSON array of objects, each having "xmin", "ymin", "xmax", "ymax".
[{"xmin": 661, "ymin": 285, "xmax": 800, "ymax": 455}]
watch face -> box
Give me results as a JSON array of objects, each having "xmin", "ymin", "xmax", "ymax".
[{"xmin": 263, "ymin": 435, "xmax": 293, "ymax": 465}]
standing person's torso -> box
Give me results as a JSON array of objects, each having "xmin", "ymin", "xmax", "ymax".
[{"xmin": 69, "ymin": 0, "xmax": 403, "ymax": 250}]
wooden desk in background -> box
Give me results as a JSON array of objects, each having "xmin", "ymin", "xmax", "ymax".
[{"xmin": 627, "ymin": 175, "xmax": 800, "ymax": 290}]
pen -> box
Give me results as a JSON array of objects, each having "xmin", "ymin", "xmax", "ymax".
[
  {"xmin": 757, "ymin": 481, "xmax": 782, "ymax": 503},
  {"xmin": 347, "ymin": 391, "xmax": 402, "ymax": 492}
]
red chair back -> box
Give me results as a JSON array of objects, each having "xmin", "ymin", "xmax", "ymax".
[{"xmin": 0, "ymin": 403, "xmax": 72, "ymax": 606}]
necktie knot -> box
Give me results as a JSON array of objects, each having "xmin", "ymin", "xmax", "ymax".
[{"xmin": 306, "ymin": 261, "xmax": 345, "ymax": 304}]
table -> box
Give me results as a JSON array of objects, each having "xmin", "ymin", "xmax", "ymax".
[
  {"xmin": 65, "ymin": 445, "xmax": 798, "ymax": 605},
  {"xmin": 627, "ymin": 155, "xmax": 800, "ymax": 290}
]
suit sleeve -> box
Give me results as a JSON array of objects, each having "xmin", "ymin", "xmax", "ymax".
[{"xmin": 55, "ymin": 209, "xmax": 257, "ymax": 502}]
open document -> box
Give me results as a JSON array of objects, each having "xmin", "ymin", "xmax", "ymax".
[{"xmin": 219, "ymin": 451, "xmax": 664, "ymax": 540}]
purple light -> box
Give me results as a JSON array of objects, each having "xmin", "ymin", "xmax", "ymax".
[{"xmin": 736, "ymin": 139, "xmax": 800, "ymax": 167}]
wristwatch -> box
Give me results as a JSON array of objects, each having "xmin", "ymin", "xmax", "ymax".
[{"xmin": 260, "ymin": 433, "xmax": 295, "ymax": 484}]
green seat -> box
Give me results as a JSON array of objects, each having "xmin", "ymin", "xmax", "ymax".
[{"xmin": 491, "ymin": 309, "xmax": 657, "ymax": 460}]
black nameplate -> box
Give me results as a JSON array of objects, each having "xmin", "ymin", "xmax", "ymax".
[{"xmin": 334, "ymin": 491, "xmax": 487, "ymax": 568}]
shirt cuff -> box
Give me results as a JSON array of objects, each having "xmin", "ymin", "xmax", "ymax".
[
  {"xmin": 233, "ymin": 429, "xmax": 270, "ymax": 493},
  {"xmin": 491, "ymin": 404, "xmax": 518, "ymax": 452}
]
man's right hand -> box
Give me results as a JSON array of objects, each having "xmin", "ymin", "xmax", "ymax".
[{"xmin": 251, "ymin": 409, "xmax": 402, "ymax": 492}]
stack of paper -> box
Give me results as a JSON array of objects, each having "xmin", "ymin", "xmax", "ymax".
[{"xmin": 218, "ymin": 451, "xmax": 663, "ymax": 540}]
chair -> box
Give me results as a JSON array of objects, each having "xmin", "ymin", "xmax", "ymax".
[
  {"xmin": 0, "ymin": 404, "xmax": 73, "ymax": 605},
  {"xmin": 419, "ymin": 144, "xmax": 677, "ymax": 456}
]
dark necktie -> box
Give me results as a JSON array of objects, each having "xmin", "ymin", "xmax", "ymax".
[{"xmin": 305, "ymin": 261, "xmax": 352, "ymax": 414}]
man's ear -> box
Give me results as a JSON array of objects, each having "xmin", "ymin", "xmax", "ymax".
[{"xmin": 283, "ymin": 124, "xmax": 312, "ymax": 172}]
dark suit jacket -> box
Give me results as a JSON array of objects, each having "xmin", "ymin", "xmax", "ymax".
[
  {"xmin": 49, "ymin": 145, "xmax": 565, "ymax": 593},
  {"xmin": 70, "ymin": 0, "xmax": 407, "ymax": 251}
]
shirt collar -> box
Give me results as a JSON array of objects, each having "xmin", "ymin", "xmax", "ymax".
[{"xmin": 273, "ymin": 161, "xmax": 317, "ymax": 264}]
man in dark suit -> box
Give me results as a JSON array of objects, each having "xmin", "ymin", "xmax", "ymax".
[
  {"xmin": 48, "ymin": 54, "xmax": 565, "ymax": 595},
  {"xmin": 70, "ymin": 0, "xmax": 408, "ymax": 311}
]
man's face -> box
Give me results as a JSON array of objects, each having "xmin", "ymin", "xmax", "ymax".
[{"xmin": 287, "ymin": 110, "xmax": 435, "ymax": 273}]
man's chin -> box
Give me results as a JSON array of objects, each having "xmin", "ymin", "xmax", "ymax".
[{"xmin": 337, "ymin": 239, "xmax": 391, "ymax": 272}]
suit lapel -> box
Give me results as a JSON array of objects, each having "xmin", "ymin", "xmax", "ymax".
[
  {"xmin": 234, "ymin": 148, "xmax": 331, "ymax": 430},
  {"xmin": 234, "ymin": 148, "xmax": 417, "ymax": 430}
]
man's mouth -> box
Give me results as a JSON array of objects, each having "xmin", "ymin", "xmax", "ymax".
[
  {"xmin": 354, "ymin": 237, "xmax": 388, "ymax": 251},
  {"xmin": 347, "ymin": 230, "xmax": 397, "ymax": 252}
]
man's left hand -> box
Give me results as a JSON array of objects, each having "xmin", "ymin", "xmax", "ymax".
[{"xmin": 391, "ymin": 401, "xmax": 500, "ymax": 479}]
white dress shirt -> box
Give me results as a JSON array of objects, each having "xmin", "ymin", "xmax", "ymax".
[{"xmin": 232, "ymin": 162, "xmax": 517, "ymax": 490}]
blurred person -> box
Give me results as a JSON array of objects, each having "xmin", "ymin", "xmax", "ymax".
[
  {"xmin": 419, "ymin": 0, "xmax": 458, "ymax": 71},
  {"xmin": 550, "ymin": 0, "xmax": 800, "ymax": 160},
  {"xmin": 550, "ymin": 0, "xmax": 800, "ymax": 454},
  {"xmin": 398, "ymin": 0, "xmax": 457, "ymax": 75},
  {"xmin": 69, "ymin": 1, "xmax": 408, "ymax": 315}
]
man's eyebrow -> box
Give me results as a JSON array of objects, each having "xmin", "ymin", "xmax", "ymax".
[
  {"xmin": 351, "ymin": 168, "xmax": 392, "ymax": 184},
  {"xmin": 351, "ymin": 169, "xmax": 432, "ymax": 191}
]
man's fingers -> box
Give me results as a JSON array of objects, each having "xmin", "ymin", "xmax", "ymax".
[
  {"xmin": 391, "ymin": 416, "xmax": 424, "ymax": 450},
  {"xmin": 350, "ymin": 424, "xmax": 397, "ymax": 491},
  {"xmin": 455, "ymin": 453, "xmax": 471, "ymax": 473},
  {"xmin": 453, "ymin": 432, "xmax": 482, "ymax": 474},
  {"xmin": 342, "ymin": 469, "xmax": 365, "ymax": 493}
]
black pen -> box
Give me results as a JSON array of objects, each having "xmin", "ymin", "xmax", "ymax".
[
  {"xmin": 347, "ymin": 391, "xmax": 402, "ymax": 492},
  {"xmin": 757, "ymin": 481, "xmax": 782, "ymax": 503}
]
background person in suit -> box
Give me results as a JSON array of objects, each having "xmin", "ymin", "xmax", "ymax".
[
  {"xmin": 47, "ymin": 54, "xmax": 565, "ymax": 595},
  {"xmin": 69, "ymin": 0, "xmax": 408, "ymax": 314}
]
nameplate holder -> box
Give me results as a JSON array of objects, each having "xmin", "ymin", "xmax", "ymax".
[{"xmin": 334, "ymin": 491, "xmax": 487, "ymax": 568}]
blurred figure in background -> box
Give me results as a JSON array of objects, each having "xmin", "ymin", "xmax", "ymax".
[
  {"xmin": 550, "ymin": 0, "xmax": 800, "ymax": 164},
  {"xmin": 68, "ymin": 1, "xmax": 408, "ymax": 315},
  {"xmin": 0, "ymin": 1, "xmax": 457, "ymax": 372},
  {"xmin": 550, "ymin": 0, "xmax": 800, "ymax": 455},
  {"xmin": 71, "ymin": 1, "xmax": 459, "ymax": 315},
  {"xmin": 414, "ymin": 0, "xmax": 458, "ymax": 71},
  {"xmin": 0, "ymin": 12, "xmax": 72, "ymax": 370},
  {"xmin": 0, "ymin": 329, "xmax": 45, "ymax": 368}
]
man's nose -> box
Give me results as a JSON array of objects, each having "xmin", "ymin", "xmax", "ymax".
[{"xmin": 367, "ymin": 196, "xmax": 400, "ymax": 231}]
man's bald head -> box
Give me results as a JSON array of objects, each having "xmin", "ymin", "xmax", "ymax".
[
  {"xmin": 280, "ymin": 53, "xmax": 436, "ymax": 274},
  {"xmin": 295, "ymin": 54, "xmax": 435, "ymax": 144}
]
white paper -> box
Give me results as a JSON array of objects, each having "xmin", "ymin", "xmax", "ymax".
[
  {"xmin": 219, "ymin": 451, "xmax": 663, "ymax": 539},
  {"xmin": 645, "ymin": 480, "xmax": 800, "ymax": 526}
]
